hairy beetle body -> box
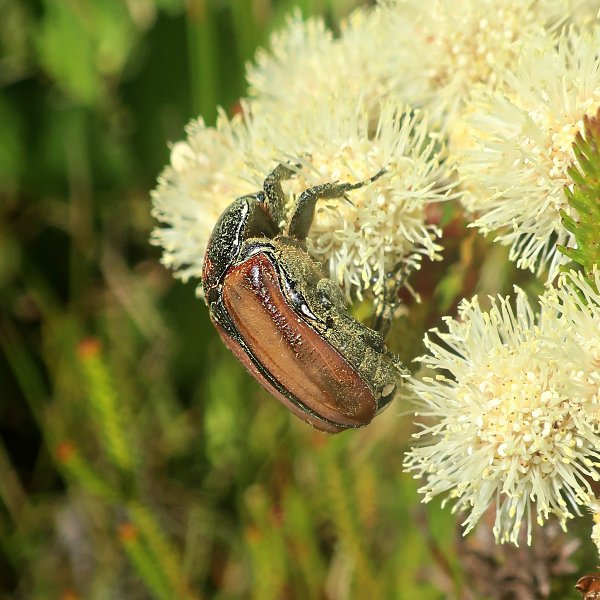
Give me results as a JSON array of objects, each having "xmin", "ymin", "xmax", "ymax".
[{"xmin": 202, "ymin": 166, "xmax": 406, "ymax": 433}]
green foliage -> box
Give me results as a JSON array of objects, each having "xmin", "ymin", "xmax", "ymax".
[
  {"xmin": 559, "ymin": 110, "xmax": 600, "ymax": 282},
  {"xmin": 35, "ymin": 0, "xmax": 135, "ymax": 105}
]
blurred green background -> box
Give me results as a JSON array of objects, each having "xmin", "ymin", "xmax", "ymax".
[{"xmin": 0, "ymin": 1, "xmax": 595, "ymax": 598}]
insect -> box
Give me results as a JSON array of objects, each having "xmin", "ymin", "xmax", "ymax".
[{"xmin": 202, "ymin": 164, "xmax": 406, "ymax": 433}]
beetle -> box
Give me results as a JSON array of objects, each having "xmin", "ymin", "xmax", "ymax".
[{"xmin": 201, "ymin": 163, "xmax": 407, "ymax": 433}]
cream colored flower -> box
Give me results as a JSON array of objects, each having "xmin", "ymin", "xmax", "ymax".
[
  {"xmin": 383, "ymin": 0, "xmax": 582, "ymax": 123},
  {"xmin": 404, "ymin": 272, "xmax": 600, "ymax": 545},
  {"xmin": 150, "ymin": 111, "xmax": 255, "ymax": 286},
  {"xmin": 543, "ymin": 269, "xmax": 600, "ymax": 366},
  {"xmin": 455, "ymin": 26, "xmax": 600, "ymax": 281},
  {"xmin": 245, "ymin": 97, "xmax": 456, "ymax": 297},
  {"xmin": 151, "ymin": 94, "xmax": 455, "ymax": 299},
  {"xmin": 247, "ymin": 7, "xmax": 423, "ymax": 121},
  {"xmin": 247, "ymin": 12, "xmax": 334, "ymax": 105}
]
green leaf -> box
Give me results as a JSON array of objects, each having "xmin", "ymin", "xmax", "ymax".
[{"xmin": 559, "ymin": 110, "xmax": 600, "ymax": 282}]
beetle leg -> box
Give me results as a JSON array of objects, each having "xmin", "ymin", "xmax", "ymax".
[
  {"xmin": 371, "ymin": 300, "xmax": 395, "ymax": 340},
  {"xmin": 287, "ymin": 170, "xmax": 385, "ymax": 241},
  {"xmin": 263, "ymin": 163, "xmax": 300, "ymax": 231},
  {"xmin": 371, "ymin": 261, "xmax": 409, "ymax": 338}
]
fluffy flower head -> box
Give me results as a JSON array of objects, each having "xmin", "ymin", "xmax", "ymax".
[
  {"xmin": 151, "ymin": 96, "xmax": 454, "ymax": 298},
  {"xmin": 405, "ymin": 272, "xmax": 600, "ymax": 545},
  {"xmin": 383, "ymin": 0, "xmax": 575, "ymax": 121},
  {"xmin": 246, "ymin": 98, "xmax": 455, "ymax": 297},
  {"xmin": 247, "ymin": 8, "xmax": 420, "ymax": 121},
  {"xmin": 455, "ymin": 26, "xmax": 600, "ymax": 280},
  {"xmin": 151, "ymin": 111, "xmax": 253, "ymax": 285}
]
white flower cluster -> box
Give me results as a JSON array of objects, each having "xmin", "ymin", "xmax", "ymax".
[
  {"xmin": 405, "ymin": 271, "xmax": 600, "ymax": 545},
  {"xmin": 152, "ymin": 0, "xmax": 600, "ymax": 547},
  {"xmin": 152, "ymin": 1, "xmax": 598, "ymax": 296},
  {"xmin": 152, "ymin": 95, "xmax": 455, "ymax": 297},
  {"xmin": 382, "ymin": 0, "xmax": 579, "ymax": 123},
  {"xmin": 152, "ymin": 111, "xmax": 253, "ymax": 284},
  {"xmin": 152, "ymin": 5, "xmax": 459, "ymax": 299},
  {"xmin": 453, "ymin": 26, "xmax": 600, "ymax": 281}
]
